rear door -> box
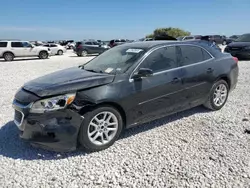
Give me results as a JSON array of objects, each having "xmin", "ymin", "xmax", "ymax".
[
  {"xmin": 11, "ymin": 42, "xmax": 25, "ymax": 57},
  {"xmin": 177, "ymin": 44, "xmax": 215, "ymax": 106}
]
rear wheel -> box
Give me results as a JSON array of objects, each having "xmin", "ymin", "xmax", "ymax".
[
  {"xmin": 57, "ymin": 50, "xmax": 63, "ymax": 55},
  {"xmin": 203, "ymin": 80, "xmax": 229, "ymax": 111},
  {"xmin": 3, "ymin": 52, "xmax": 14, "ymax": 61},
  {"xmin": 81, "ymin": 50, "xmax": 88, "ymax": 57},
  {"xmin": 39, "ymin": 51, "xmax": 48, "ymax": 59},
  {"xmin": 78, "ymin": 106, "xmax": 123, "ymax": 152}
]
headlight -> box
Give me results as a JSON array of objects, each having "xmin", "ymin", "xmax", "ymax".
[
  {"xmin": 30, "ymin": 93, "xmax": 76, "ymax": 113},
  {"xmin": 244, "ymin": 46, "xmax": 250, "ymax": 50}
]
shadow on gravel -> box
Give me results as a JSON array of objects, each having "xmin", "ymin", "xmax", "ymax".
[
  {"xmin": 0, "ymin": 106, "xmax": 209, "ymax": 160},
  {"xmin": 0, "ymin": 121, "xmax": 84, "ymax": 161},
  {"xmin": 0, "ymin": 58, "xmax": 44, "ymax": 62}
]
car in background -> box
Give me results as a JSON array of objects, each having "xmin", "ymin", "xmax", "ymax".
[
  {"xmin": 179, "ymin": 35, "xmax": 202, "ymax": 41},
  {"xmin": 224, "ymin": 33, "xmax": 250, "ymax": 59},
  {"xmin": 208, "ymin": 35, "xmax": 233, "ymax": 45},
  {"xmin": 229, "ymin": 35, "xmax": 240, "ymax": 41},
  {"xmin": 109, "ymin": 39, "xmax": 127, "ymax": 48},
  {"xmin": 0, "ymin": 40, "xmax": 51, "ymax": 61},
  {"xmin": 74, "ymin": 41, "xmax": 109, "ymax": 56},
  {"xmin": 43, "ymin": 43, "xmax": 67, "ymax": 55},
  {"xmin": 12, "ymin": 40, "xmax": 238, "ymax": 152}
]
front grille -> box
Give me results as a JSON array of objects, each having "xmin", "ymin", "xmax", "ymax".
[{"xmin": 14, "ymin": 110, "xmax": 23, "ymax": 125}]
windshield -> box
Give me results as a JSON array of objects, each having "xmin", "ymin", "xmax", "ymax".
[
  {"xmin": 82, "ymin": 45, "xmax": 146, "ymax": 74},
  {"xmin": 235, "ymin": 34, "xmax": 250, "ymax": 42}
]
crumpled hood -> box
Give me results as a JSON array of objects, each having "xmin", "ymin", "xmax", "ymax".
[
  {"xmin": 227, "ymin": 42, "xmax": 250, "ymax": 47},
  {"xmin": 23, "ymin": 67, "xmax": 115, "ymax": 97}
]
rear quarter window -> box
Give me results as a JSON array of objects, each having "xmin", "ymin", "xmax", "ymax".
[{"xmin": 0, "ymin": 42, "xmax": 7, "ymax": 47}]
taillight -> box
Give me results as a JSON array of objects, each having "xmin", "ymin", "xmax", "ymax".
[{"xmin": 233, "ymin": 56, "xmax": 238, "ymax": 63}]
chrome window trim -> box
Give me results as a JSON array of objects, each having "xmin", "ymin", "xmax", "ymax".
[{"xmin": 129, "ymin": 43, "xmax": 215, "ymax": 82}]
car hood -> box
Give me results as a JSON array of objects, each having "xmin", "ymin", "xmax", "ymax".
[
  {"xmin": 227, "ymin": 42, "xmax": 250, "ymax": 47},
  {"xmin": 23, "ymin": 67, "xmax": 115, "ymax": 97}
]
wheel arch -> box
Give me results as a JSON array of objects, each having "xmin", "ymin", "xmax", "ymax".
[
  {"xmin": 79, "ymin": 101, "xmax": 127, "ymax": 127},
  {"xmin": 2, "ymin": 51, "xmax": 15, "ymax": 57},
  {"xmin": 215, "ymin": 75, "xmax": 231, "ymax": 89}
]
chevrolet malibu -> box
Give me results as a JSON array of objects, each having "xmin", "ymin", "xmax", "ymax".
[{"xmin": 12, "ymin": 40, "xmax": 239, "ymax": 152}]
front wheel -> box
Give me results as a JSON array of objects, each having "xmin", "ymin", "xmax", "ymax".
[
  {"xmin": 78, "ymin": 106, "xmax": 123, "ymax": 152},
  {"xmin": 203, "ymin": 80, "xmax": 229, "ymax": 111}
]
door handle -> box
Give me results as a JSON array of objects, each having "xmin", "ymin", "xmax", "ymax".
[
  {"xmin": 171, "ymin": 77, "xmax": 181, "ymax": 84},
  {"xmin": 207, "ymin": 68, "xmax": 214, "ymax": 73}
]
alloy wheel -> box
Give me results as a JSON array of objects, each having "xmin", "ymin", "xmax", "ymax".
[
  {"xmin": 87, "ymin": 111, "xmax": 118, "ymax": 146},
  {"xmin": 213, "ymin": 84, "xmax": 228, "ymax": 107}
]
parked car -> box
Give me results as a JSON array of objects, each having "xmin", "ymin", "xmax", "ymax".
[
  {"xmin": 43, "ymin": 43, "xmax": 67, "ymax": 55},
  {"xmin": 12, "ymin": 40, "xmax": 238, "ymax": 152},
  {"xmin": 108, "ymin": 39, "xmax": 127, "ymax": 48},
  {"xmin": 74, "ymin": 41, "xmax": 109, "ymax": 56},
  {"xmin": 208, "ymin": 35, "xmax": 233, "ymax": 45},
  {"xmin": 180, "ymin": 35, "xmax": 202, "ymax": 41},
  {"xmin": 229, "ymin": 35, "xmax": 240, "ymax": 40},
  {"xmin": 224, "ymin": 33, "xmax": 250, "ymax": 59},
  {"xmin": 0, "ymin": 40, "xmax": 51, "ymax": 61}
]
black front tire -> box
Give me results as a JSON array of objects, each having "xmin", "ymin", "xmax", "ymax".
[
  {"xmin": 3, "ymin": 52, "xmax": 14, "ymax": 61},
  {"xmin": 78, "ymin": 106, "xmax": 124, "ymax": 152},
  {"xmin": 39, "ymin": 51, "xmax": 49, "ymax": 59},
  {"xmin": 203, "ymin": 80, "xmax": 229, "ymax": 111}
]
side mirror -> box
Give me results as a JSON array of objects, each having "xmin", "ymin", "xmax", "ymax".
[{"xmin": 132, "ymin": 68, "xmax": 153, "ymax": 80}]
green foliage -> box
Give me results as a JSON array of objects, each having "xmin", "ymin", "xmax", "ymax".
[{"xmin": 146, "ymin": 27, "xmax": 191, "ymax": 38}]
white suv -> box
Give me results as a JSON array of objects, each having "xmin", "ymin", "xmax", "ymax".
[{"xmin": 0, "ymin": 40, "xmax": 51, "ymax": 61}]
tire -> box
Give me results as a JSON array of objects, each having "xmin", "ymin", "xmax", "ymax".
[
  {"xmin": 78, "ymin": 106, "xmax": 124, "ymax": 152},
  {"xmin": 39, "ymin": 51, "xmax": 48, "ymax": 59},
  {"xmin": 203, "ymin": 80, "xmax": 229, "ymax": 111},
  {"xmin": 81, "ymin": 50, "xmax": 88, "ymax": 57},
  {"xmin": 57, "ymin": 50, "xmax": 63, "ymax": 55},
  {"xmin": 3, "ymin": 52, "xmax": 14, "ymax": 61},
  {"xmin": 222, "ymin": 41, "xmax": 227, "ymax": 45}
]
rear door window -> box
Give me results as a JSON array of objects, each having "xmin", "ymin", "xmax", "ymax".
[
  {"xmin": 11, "ymin": 42, "xmax": 23, "ymax": 47},
  {"xmin": 179, "ymin": 45, "xmax": 204, "ymax": 66},
  {"xmin": 0, "ymin": 42, "xmax": 7, "ymax": 47}
]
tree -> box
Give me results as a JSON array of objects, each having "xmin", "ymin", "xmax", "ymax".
[{"xmin": 146, "ymin": 27, "xmax": 191, "ymax": 38}]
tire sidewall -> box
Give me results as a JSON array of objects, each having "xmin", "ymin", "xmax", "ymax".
[
  {"xmin": 208, "ymin": 80, "xmax": 229, "ymax": 110},
  {"xmin": 58, "ymin": 50, "xmax": 63, "ymax": 55},
  {"xmin": 78, "ymin": 106, "xmax": 123, "ymax": 151},
  {"xmin": 4, "ymin": 52, "xmax": 14, "ymax": 61},
  {"xmin": 39, "ymin": 51, "xmax": 48, "ymax": 59},
  {"xmin": 82, "ymin": 50, "xmax": 88, "ymax": 57}
]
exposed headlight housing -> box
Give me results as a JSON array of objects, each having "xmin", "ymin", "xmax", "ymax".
[{"xmin": 30, "ymin": 93, "xmax": 76, "ymax": 113}]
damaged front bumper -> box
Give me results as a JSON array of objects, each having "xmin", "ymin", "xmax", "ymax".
[{"xmin": 12, "ymin": 100, "xmax": 83, "ymax": 152}]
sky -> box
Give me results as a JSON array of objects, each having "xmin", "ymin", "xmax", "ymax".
[{"xmin": 0, "ymin": 0, "xmax": 249, "ymax": 41}]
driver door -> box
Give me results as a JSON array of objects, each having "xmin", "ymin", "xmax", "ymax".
[
  {"xmin": 22, "ymin": 42, "xmax": 36, "ymax": 56},
  {"xmin": 127, "ymin": 46, "xmax": 186, "ymax": 124}
]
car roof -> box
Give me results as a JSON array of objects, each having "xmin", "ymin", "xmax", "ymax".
[{"xmin": 119, "ymin": 40, "xmax": 207, "ymax": 50}]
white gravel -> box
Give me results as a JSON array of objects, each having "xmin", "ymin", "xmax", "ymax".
[{"xmin": 0, "ymin": 50, "xmax": 249, "ymax": 188}]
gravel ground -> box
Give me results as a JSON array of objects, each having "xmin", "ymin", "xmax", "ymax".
[{"xmin": 0, "ymin": 50, "xmax": 249, "ymax": 188}]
